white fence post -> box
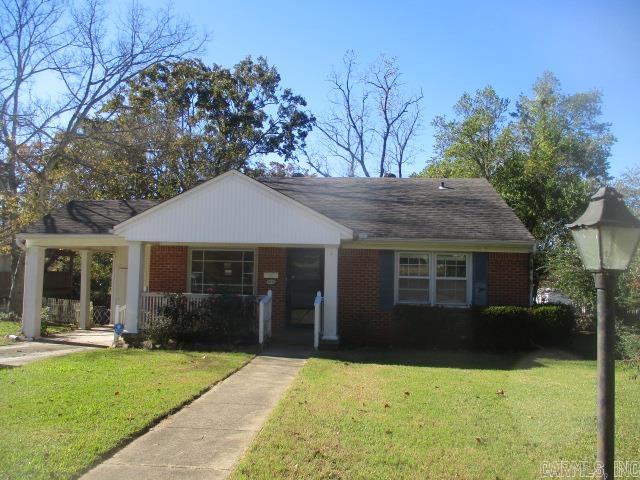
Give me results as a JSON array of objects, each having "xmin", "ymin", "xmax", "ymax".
[
  {"xmin": 314, "ymin": 290, "xmax": 323, "ymax": 350},
  {"xmin": 258, "ymin": 289, "xmax": 273, "ymax": 347}
]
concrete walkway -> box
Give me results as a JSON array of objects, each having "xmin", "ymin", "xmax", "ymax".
[{"xmin": 82, "ymin": 348, "xmax": 308, "ymax": 480}]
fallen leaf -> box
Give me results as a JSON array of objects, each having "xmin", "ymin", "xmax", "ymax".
[
  {"xmin": 114, "ymin": 391, "xmax": 120, "ymax": 396},
  {"xmin": 496, "ymin": 389, "xmax": 505, "ymax": 396},
  {"xmin": 404, "ymin": 391, "xmax": 410, "ymax": 396},
  {"xmin": 384, "ymin": 403, "xmax": 390, "ymax": 408}
]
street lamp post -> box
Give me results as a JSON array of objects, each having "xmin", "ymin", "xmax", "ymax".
[{"xmin": 567, "ymin": 186, "xmax": 640, "ymax": 480}]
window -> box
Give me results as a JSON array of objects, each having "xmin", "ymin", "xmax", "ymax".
[
  {"xmin": 395, "ymin": 252, "xmax": 470, "ymax": 306},
  {"xmin": 190, "ymin": 250, "xmax": 255, "ymax": 295},
  {"xmin": 435, "ymin": 254, "xmax": 468, "ymax": 305},
  {"xmin": 397, "ymin": 253, "xmax": 430, "ymax": 303}
]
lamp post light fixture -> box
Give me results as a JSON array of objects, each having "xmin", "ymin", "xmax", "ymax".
[{"xmin": 567, "ymin": 186, "xmax": 640, "ymax": 479}]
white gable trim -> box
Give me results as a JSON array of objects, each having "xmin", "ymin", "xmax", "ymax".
[
  {"xmin": 112, "ymin": 171, "xmax": 353, "ymax": 245},
  {"xmin": 113, "ymin": 171, "xmax": 352, "ymax": 237}
]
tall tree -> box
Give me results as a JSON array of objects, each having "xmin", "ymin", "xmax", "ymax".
[
  {"xmin": 312, "ymin": 52, "xmax": 422, "ymax": 177},
  {"xmin": 419, "ymin": 72, "xmax": 615, "ymax": 296},
  {"xmin": 61, "ymin": 57, "xmax": 314, "ymax": 200},
  {"xmin": 0, "ymin": 0, "xmax": 201, "ymax": 310}
]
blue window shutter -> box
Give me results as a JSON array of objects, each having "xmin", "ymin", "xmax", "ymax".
[
  {"xmin": 472, "ymin": 252, "xmax": 488, "ymax": 306},
  {"xmin": 379, "ymin": 250, "xmax": 395, "ymax": 310}
]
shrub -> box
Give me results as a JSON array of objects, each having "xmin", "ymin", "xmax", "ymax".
[
  {"xmin": 528, "ymin": 304, "xmax": 576, "ymax": 346},
  {"xmin": 475, "ymin": 306, "xmax": 530, "ymax": 351},
  {"xmin": 392, "ymin": 305, "xmax": 476, "ymax": 348},
  {"xmin": 147, "ymin": 294, "xmax": 258, "ymax": 346},
  {"xmin": 617, "ymin": 323, "xmax": 640, "ymax": 368},
  {"xmin": 0, "ymin": 311, "xmax": 19, "ymax": 323}
]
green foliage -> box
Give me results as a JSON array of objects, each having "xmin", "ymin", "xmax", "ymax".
[
  {"xmin": 545, "ymin": 240, "xmax": 596, "ymax": 312},
  {"xmin": 147, "ymin": 294, "xmax": 258, "ymax": 346},
  {"xmin": 391, "ymin": 304, "xmax": 575, "ymax": 350},
  {"xmin": 418, "ymin": 72, "xmax": 614, "ymax": 292},
  {"xmin": 0, "ymin": 311, "xmax": 19, "ymax": 323},
  {"xmin": 391, "ymin": 305, "xmax": 477, "ymax": 347},
  {"xmin": 617, "ymin": 323, "xmax": 640, "ymax": 369},
  {"xmin": 476, "ymin": 306, "xmax": 530, "ymax": 350},
  {"xmin": 61, "ymin": 57, "xmax": 314, "ymax": 201},
  {"xmin": 529, "ymin": 304, "xmax": 576, "ymax": 345}
]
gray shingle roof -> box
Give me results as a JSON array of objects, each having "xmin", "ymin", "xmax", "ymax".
[
  {"xmin": 260, "ymin": 177, "xmax": 534, "ymax": 243},
  {"xmin": 23, "ymin": 200, "xmax": 158, "ymax": 234},
  {"xmin": 22, "ymin": 177, "xmax": 534, "ymax": 244}
]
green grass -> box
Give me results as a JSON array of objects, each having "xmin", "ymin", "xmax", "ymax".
[
  {"xmin": 0, "ymin": 349, "xmax": 253, "ymax": 480},
  {"xmin": 0, "ymin": 320, "xmax": 20, "ymax": 346},
  {"xmin": 232, "ymin": 349, "xmax": 640, "ymax": 480}
]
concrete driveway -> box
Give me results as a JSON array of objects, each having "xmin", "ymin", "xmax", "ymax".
[{"xmin": 0, "ymin": 327, "xmax": 113, "ymax": 367}]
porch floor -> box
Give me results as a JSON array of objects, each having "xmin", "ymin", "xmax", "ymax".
[{"xmin": 42, "ymin": 326, "xmax": 114, "ymax": 348}]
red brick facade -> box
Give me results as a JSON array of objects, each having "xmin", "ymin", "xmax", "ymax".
[
  {"xmin": 146, "ymin": 246, "xmax": 531, "ymax": 342},
  {"xmin": 256, "ymin": 247, "xmax": 288, "ymax": 331},
  {"xmin": 148, "ymin": 246, "xmax": 188, "ymax": 293},
  {"xmin": 338, "ymin": 249, "xmax": 392, "ymax": 342},
  {"xmin": 487, "ymin": 252, "xmax": 530, "ymax": 306}
]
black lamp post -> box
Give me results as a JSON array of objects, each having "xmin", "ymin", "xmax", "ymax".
[{"xmin": 567, "ymin": 186, "xmax": 640, "ymax": 479}]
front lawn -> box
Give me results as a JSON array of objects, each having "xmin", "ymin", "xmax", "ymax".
[
  {"xmin": 232, "ymin": 349, "xmax": 640, "ymax": 479},
  {"xmin": 0, "ymin": 349, "xmax": 252, "ymax": 480},
  {"xmin": 0, "ymin": 320, "xmax": 20, "ymax": 346}
]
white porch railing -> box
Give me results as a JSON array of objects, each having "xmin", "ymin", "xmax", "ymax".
[
  {"xmin": 314, "ymin": 290, "xmax": 324, "ymax": 350},
  {"xmin": 42, "ymin": 297, "xmax": 87, "ymax": 325},
  {"xmin": 138, "ymin": 293, "xmax": 212, "ymax": 330},
  {"xmin": 258, "ymin": 290, "xmax": 273, "ymax": 346},
  {"xmin": 114, "ymin": 304, "xmax": 126, "ymax": 325}
]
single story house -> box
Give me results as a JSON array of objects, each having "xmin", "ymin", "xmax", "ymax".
[{"xmin": 17, "ymin": 170, "xmax": 534, "ymax": 345}]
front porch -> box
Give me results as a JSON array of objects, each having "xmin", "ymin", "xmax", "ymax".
[
  {"xmin": 18, "ymin": 171, "xmax": 353, "ymax": 346},
  {"xmin": 19, "ymin": 241, "xmax": 341, "ymax": 348}
]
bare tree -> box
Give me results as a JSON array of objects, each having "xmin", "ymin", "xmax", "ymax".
[
  {"xmin": 0, "ymin": 0, "xmax": 202, "ymax": 311},
  {"xmin": 313, "ymin": 51, "xmax": 372, "ymax": 177},
  {"xmin": 312, "ymin": 51, "xmax": 423, "ymax": 177},
  {"xmin": 388, "ymin": 103, "xmax": 421, "ymax": 177}
]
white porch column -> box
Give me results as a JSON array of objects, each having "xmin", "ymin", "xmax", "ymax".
[
  {"xmin": 322, "ymin": 245, "xmax": 339, "ymax": 341},
  {"xmin": 110, "ymin": 246, "xmax": 128, "ymax": 324},
  {"xmin": 22, "ymin": 246, "xmax": 45, "ymax": 339},
  {"xmin": 78, "ymin": 250, "xmax": 92, "ymax": 329},
  {"xmin": 125, "ymin": 242, "xmax": 145, "ymax": 333}
]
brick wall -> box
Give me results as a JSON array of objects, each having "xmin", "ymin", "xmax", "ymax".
[
  {"xmin": 338, "ymin": 249, "xmax": 392, "ymax": 343},
  {"xmin": 256, "ymin": 247, "xmax": 287, "ymax": 331},
  {"xmin": 148, "ymin": 246, "xmax": 188, "ymax": 293},
  {"xmin": 487, "ymin": 252, "xmax": 530, "ymax": 306}
]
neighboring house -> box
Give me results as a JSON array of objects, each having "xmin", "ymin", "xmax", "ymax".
[
  {"xmin": 536, "ymin": 288, "xmax": 573, "ymax": 306},
  {"xmin": 17, "ymin": 171, "xmax": 534, "ymax": 344}
]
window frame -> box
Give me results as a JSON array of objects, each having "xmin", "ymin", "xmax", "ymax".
[
  {"xmin": 187, "ymin": 248, "xmax": 257, "ymax": 295},
  {"xmin": 396, "ymin": 252, "xmax": 431, "ymax": 305},
  {"xmin": 394, "ymin": 251, "xmax": 473, "ymax": 307}
]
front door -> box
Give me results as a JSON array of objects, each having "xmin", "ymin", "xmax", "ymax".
[{"xmin": 287, "ymin": 249, "xmax": 324, "ymax": 326}]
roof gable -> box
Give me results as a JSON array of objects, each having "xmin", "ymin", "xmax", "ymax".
[{"xmin": 113, "ymin": 171, "xmax": 353, "ymax": 245}]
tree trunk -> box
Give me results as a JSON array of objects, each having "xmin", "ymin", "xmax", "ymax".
[{"xmin": 8, "ymin": 243, "xmax": 24, "ymax": 314}]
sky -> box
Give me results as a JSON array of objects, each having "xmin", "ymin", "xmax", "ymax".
[{"xmin": 152, "ymin": 0, "xmax": 639, "ymax": 178}]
